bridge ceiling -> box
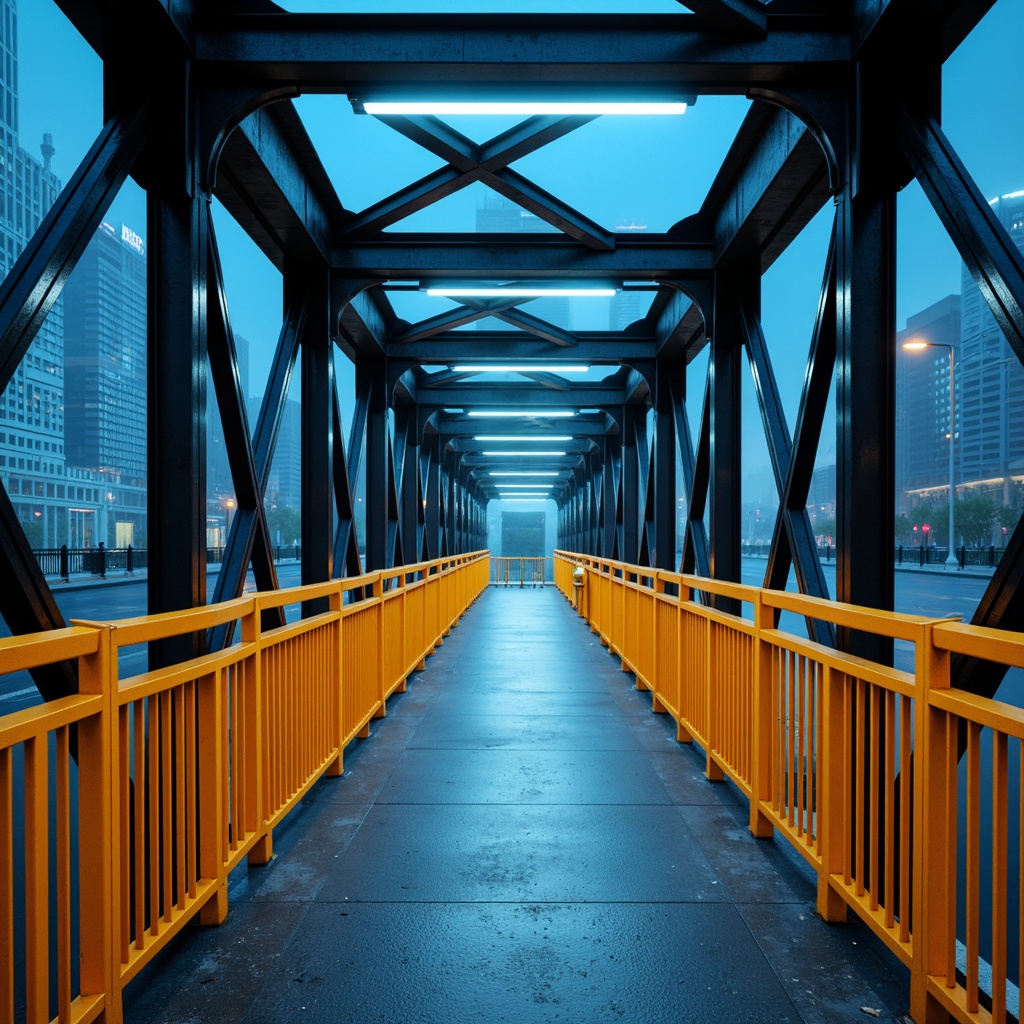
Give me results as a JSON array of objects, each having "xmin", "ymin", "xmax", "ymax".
[{"xmin": 50, "ymin": 0, "xmax": 1003, "ymax": 501}]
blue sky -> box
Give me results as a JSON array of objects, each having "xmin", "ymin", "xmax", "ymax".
[{"xmin": 12, "ymin": 0, "xmax": 1024, "ymax": 496}]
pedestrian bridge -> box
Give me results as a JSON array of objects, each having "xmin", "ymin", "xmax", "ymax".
[{"xmin": 2, "ymin": 553, "xmax": 1022, "ymax": 1024}]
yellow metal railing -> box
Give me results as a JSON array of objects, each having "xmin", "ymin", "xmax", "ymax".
[
  {"xmin": 555, "ymin": 549, "xmax": 1024, "ymax": 1024},
  {"xmin": 0, "ymin": 550, "xmax": 488, "ymax": 1024},
  {"xmin": 490, "ymin": 556, "xmax": 551, "ymax": 587}
]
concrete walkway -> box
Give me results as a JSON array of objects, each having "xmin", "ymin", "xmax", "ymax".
[{"xmin": 123, "ymin": 587, "xmax": 911, "ymax": 1024}]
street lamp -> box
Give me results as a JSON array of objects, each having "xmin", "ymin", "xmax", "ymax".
[{"xmin": 903, "ymin": 340, "xmax": 958, "ymax": 570}]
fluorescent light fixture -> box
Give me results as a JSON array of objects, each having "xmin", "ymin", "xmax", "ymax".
[
  {"xmin": 490, "ymin": 472, "xmax": 560, "ymax": 477},
  {"xmin": 482, "ymin": 451, "xmax": 567, "ymax": 457},
  {"xmin": 428, "ymin": 286, "xmax": 615, "ymax": 298},
  {"xmin": 500, "ymin": 498, "xmax": 551, "ymax": 503},
  {"xmin": 363, "ymin": 101, "xmax": 688, "ymax": 117},
  {"xmin": 494, "ymin": 482, "xmax": 554, "ymax": 489},
  {"xmin": 496, "ymin": 492, "xmax": 549, "ymax": 498},
  {"xmin": 468, "ymin": 410, "xmax": 575, "ymax": 418},
  {"xmin": 473, "ymin": 436, "xmax": 573, "ymax": 442},
  {"xmin": 453, "ymin": 365, "xmax": 590, "ymax": 373}
]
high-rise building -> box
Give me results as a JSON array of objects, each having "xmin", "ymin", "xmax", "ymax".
[
  {"xmin": 475, "ymin": 194, "xmax": 570, "ymax": 331},
  {"xmin": 248, "ymin": 394, "xmax": 301, "ymax": 512},
  {"xmin": 610, "ymin": 222, "xmax": 648, "ymax": 331},
  {"xmin": 207, "ymin": 332, "xmax": 251, "ymax": 501},
  {"xmin": 957, "ymin": 191, "xmax": 1024, "ymax": 504},
  {"xmin": 0, "ymin": 0, "xmax": 66, "ymax": 547},
  {"xmin": 62, "ymin": 220, "xmax": 148, "ymax": 547},
  {"xmin": 895, "ymin": 295, "xmax": 961, "ymax": 512}
]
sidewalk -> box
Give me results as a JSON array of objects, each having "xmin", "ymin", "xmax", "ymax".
[{"xmin": 121, "ymin": 587, "xmax": 911, "ymax": 1024}]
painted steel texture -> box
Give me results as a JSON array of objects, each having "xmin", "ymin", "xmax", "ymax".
[
  {"xmin": 0, "ymin": 551, "xmax": 487, "ymax": 1024},
  {"xmin": 554, "ymin": 550, "xmax": 1024, "ymax": 1024}
]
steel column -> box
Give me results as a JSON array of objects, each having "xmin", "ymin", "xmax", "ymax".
[
  {"xmin": 654, "ymin": 361, "xmax": 678, "ymax": 571},
  {"xmin": 835, "ymin": 84, "xmax": 897, "ymax": 662},
  {"xmin": 299, "ymin": 265, "xmax": 334, "ymax": 609},
  {"xmin": 360, "ymin": 358, "xmax": 390, "ymax": 570},
  {"xmin": 146, "ymin": 65, "xmax": 207, "ymax": 668},
  {"xmin": 709, "ymin": 274, "xmax": 747, "ymax": 610}
]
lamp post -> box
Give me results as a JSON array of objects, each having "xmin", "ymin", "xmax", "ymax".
[{"xmin": 903, "ymin": 340, "xmax": 958, "ymax": 570}]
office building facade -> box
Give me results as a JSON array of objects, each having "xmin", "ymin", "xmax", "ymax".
[
  {"xmin": 895, "ymin": 294, "xmax": 962, "ymax": 512},
  {"xmin": 0, "ymin": 0, "xmax": 66, "ymax": 547},
  {"xmin": 957, "ymin": 191, "xmax": 1024, "ymax": 504}
]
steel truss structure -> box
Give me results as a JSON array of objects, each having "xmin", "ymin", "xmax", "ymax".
[{"xmin": 2, "ymin": 0, "xmax": 1022, "ymax": 698}]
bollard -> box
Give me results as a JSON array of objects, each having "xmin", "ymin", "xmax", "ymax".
[
  {"xmin": 60, "ymin": 543, "xmax": 69, "ymax": 583},
  {"xmin": 959, "ymin": 545, "xmax": 966, "ymax": 570}
]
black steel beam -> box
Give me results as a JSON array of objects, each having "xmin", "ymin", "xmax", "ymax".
[
  {"xmin": 0, "ymin": 103, "xmax": 152, "ymax": 395},
  {"xmin": 654, "ymin": 361, "xmax": 678, "ymax": 571},
  {"xmin": 834, "ymin": 168, "xmax": 896, "ymax": 663},
  {"xmin": 147, "ymin": 184, "xmax": 208, "ymax": 666},
  {"xmin": 332, "ymin": 237, "xmax": 714, "ymax": 279},
  {"xmin": 676, "ymin": 363, "xmax": 712, "ymax": 579},
  {"xmin": 392, "ymin": 298, "xmax": 527, "ymax": 343},
  {"xmin": 206, "ymin": 217, "xmax": 286, "ymax": 648},
  {"xmin": 195, "ymin": 15, "xmax": 851, "ymax": 89},
  {"xmin": 331, "ymin": 382, "xmax": 363, "ymax": 578},
  {"xmin": 739, "ymin": 290, "xmax": 835, "ymax": 646},
  {"xmin": 360, "ymin": 358, "xmax": 390, "ymax": 571},
  {"xmin": 300, "ymin": 266, "xmax": 335, "ymax": 609},
  {"xmin": 217, "ymin": 99, "xmax": 345, "ymax": 271},
  {"xmin": 0, "ymin": 486, "xmax": 76, "ymax": 700},
  {"xmin": 853, "ymin": 0, "xmax": 999, "ymax": 64},
  {"xmin": 896, "ymin": 106, "xmax": 1024, "ymax": 362},
  {"xmin": 709, "ymin": 276, "xmax": 745, "ymax": 610},
  {"xmin": 418, "ymin": 385, "xmax": 641, "ymax": 408},
  {"xmin": 679, "ymin": 0, "xmax": 766, "ymax": 36}
]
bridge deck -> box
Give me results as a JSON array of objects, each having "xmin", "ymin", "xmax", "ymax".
[{"xmin": 123, "ymin": 587, "xmax": 909, "ymax": 1023}]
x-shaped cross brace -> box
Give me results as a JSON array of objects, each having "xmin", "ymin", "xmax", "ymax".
[{"xmin": 338, "ymin": 114, "xmax": 614, "ymax": 251}]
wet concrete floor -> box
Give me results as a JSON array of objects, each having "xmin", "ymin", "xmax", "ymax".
[{"xmin": 123, "ymin": 587, "xmax": 911, "ymax": 1023}]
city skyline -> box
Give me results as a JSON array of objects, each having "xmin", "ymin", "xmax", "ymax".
[{"xmin": 3, "ymin": 0, "xmax": 1023, "ymax": 552}]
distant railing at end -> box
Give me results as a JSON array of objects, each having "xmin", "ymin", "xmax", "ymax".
[{"xmin": 490, "ymin": 556, "xmax": 552, "ymax": 587}]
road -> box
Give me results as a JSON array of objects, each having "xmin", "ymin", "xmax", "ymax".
[{"xmin": 0, "ymin": 558, "xmax": 1007, "ymax": 713}]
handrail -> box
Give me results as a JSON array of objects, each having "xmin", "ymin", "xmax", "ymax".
[
  {"xmin": 0, "ymin": 550, "xmax": 490, "ymax": 1024},
  {"xmin": 554, "ymin": 549, "xmax": 1024, "ymax": 1024}
]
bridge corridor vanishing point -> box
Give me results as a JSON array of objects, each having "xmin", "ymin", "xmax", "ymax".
[{"xmin": 122, "ymin": 587, "xmax": 907, "ymax": 1024}]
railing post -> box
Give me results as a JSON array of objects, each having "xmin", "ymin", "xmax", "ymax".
[
  {"xmin": 816, "ymin": 659, "xmax": 850, "ymax": 921},
  {"xmin": 76, "ymin": 624, "xmax": 121, "ymax": 1022},
  {"xmin": 125, "ymin": 544, "xmax": 134, "ymax": 575},
  {"xmin": 749, "ymin": 592, "xmax": 775, "ymax": 838},
  {"xmin": 246, "ymin": 598, "xmax": 274, "ymax": 865},
  {"xmin": 910, "ymin": 623, "xmax": 954, "ymax": 1024},
  {"xmin": 327, "ymin": 582, "xmax": 345, "ymax": 777},
  {"xmin": 60, "ymin": 543, "xmax": 69, "ymax": 582},
  {"xmin": 197, "ymin": 667, "xmax": 228, "ymax": 925}
]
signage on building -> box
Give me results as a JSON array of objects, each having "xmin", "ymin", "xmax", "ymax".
[{"xmin": 121, "ymin": 224, "xmax": 145, "ymax": 256}]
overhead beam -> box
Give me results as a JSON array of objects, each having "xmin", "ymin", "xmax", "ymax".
[
  {"xmin": 331, "ymin": 237, "xmax": 714, "ymax": 279},
  {"xmin": 195, "ymin": 15, "xmax": 851, "ymax": 89},
  {"xmin": 678, "ymin": 0, "xmax": 767, "ymax": 36},
  {"xmin": 393, "ymin": 335, "xmax": 654, "ymax": 362}
]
